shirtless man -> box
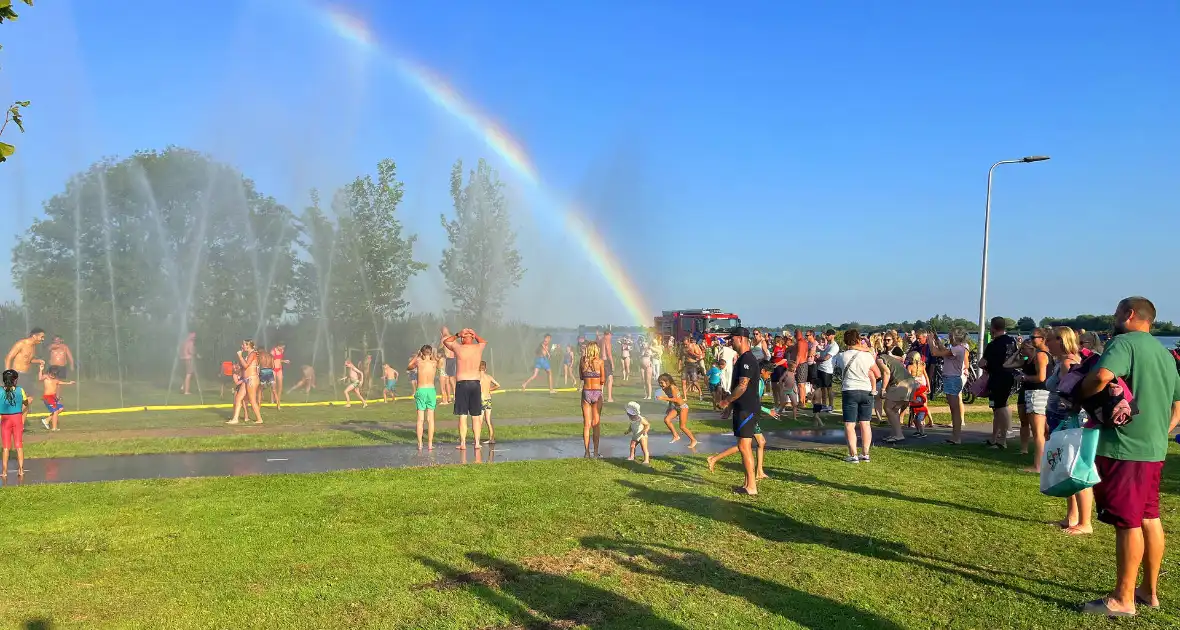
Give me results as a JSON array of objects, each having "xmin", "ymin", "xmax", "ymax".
[
  {"xmin": 48, "ymin": 336, "xmax": 75, "ymax": 380},
  {"xmin": 443, "ymin": 328, "xmax": 488, "ymax": 450},
  {"xmin": 179, "ymin": 332, "xmax": 198, "ymax": 395},
  {"xmin": 521, "ymin": 334, "xmax": 555, "ymax": 393},
  {"xmin": 439, "ymin": 326, "xmax": 457, "ymax": 404},
  {"xmin": 6, "ymin": 329, "xmax": 46, "ymax": 391},
  {"xmin": 681, "ymin": 337, "xmax": 704, "ymax": 400},
  {"xmin": 408, "ymin": 345, "xmax": 438, "ymax": 450},
  {"xmin": 598, "ymin": 328, "xmax": 616, "ymax": 403}
]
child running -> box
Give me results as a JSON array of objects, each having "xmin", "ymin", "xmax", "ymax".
[
  {"xmin": 0, "ymin": 370, "xmax": 29, "ymax": 477},
  {"xmin": 707, "ymin": 361, "xmax": 776, "ymax": 478},
  {"xmin": 39, "ymin": 364, "xmax": 75, "ymax": 431},
  {"xmin": 339, "ymin": 359, "xmax": 368, "ymax": 408},
  {"xmin": 478, "ymin": 360, "xmax": 500, "ymax": 444},
  {"xmin": 657, "ymin": 373, "xmax": 699, "ymax": 447},
  {"xmin": 408, "ymin": 346, "xmax": 437, "ymax": 450},
  {"xmin": 382, "ymin": 363, "xmax": 399, "ymax": 403},
  {"xmin": 623, "ymin": 401, "xmax": 651, "ymax": 464}
]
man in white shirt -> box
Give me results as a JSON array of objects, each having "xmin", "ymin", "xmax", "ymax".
[{"xmin": 816, "ymin": 329, "xmax": 839, "ymax": 413}]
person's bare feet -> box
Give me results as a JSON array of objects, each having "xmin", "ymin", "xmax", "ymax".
[
  {"xmin": 1055, "ymin": 518, "xmax": 1078, "ymax": 529},
  {"xmin": 254, "ymin": 420, "xmax": 264, "ymax": 425},
  {"xmin": 226, "ymin": 419, "xmax": 239, "ymax": 425},
  {"xmin": 669, "ymin": 435, "xmax": 681, "ymax": 443},
  {"xmin": 1022, "ymin": 466, "xmax": 1039, "ymax": 474},
  {"xmin": 428, "ymin": 445, "xmax": 434, "ymax": 451},
  {"xmin": 456, "ymin": 443, "xmax": 466, "ymax": 450},
  {"xmin": 418, "ymin": 445, "xmax": 423, "ymax": 451},
  {"xmin": 627, "ymin": 456, "xmax": 635, "ymax": 461},
  {"xmin": 1064, "ymin": 525, "xmax": 1093, "ymax": 536},
  {"xmin": 17, "ymin": 468, "xmax": 23, "ymax": 476},
  {"xmin": 756, "ymin": 472, "xmax": 769, "ymax": 480},
  {"xmin": 344, "ymin": 404, "xmax": 352, "ymax": 409},
  {"xmin": 706, "ymin": 457, "xmax": 716, "ymax": 472},
  {"xmin": 687, "ymin": 440, "xmax": 700, "ymax": 449},
  {"xmin": 1134, "ymin": 587, "xmax": 1160, "ymax": 609}
]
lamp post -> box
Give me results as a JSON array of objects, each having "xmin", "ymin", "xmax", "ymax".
[{"xmin": 977, "ymin": 155, "xmax": 1050, "ymax": 347}]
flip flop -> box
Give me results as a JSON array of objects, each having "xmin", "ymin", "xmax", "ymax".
[{"xmin": 1081, "ymin": 599, "xmax": 1136, "ymax": 617}]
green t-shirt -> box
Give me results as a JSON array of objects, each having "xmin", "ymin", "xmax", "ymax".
[{"xmin": 1094, "ymin": 331, "xmax": 1180, "ymax": 462}]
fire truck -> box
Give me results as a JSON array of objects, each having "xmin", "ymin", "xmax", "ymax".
[{"xmin": 653, "ymin": 309, "xmax": 742, "ymax": 345}]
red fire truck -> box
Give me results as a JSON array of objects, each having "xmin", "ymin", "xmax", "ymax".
[{"xmin": 653, "ymin": 309, "xmax": 742, "ymax": 345}]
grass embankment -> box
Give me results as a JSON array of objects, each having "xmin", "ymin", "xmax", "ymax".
[{"xmin": 1, "ymin": 443, "xmax": 1177, "ymax": 628}]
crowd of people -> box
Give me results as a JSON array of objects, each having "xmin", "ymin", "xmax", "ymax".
[{"xmin": 4, "ymin": 296, "xmax": 1179, "ymax": 618}]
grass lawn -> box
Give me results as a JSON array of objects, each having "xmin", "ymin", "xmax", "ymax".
[{"xmin": 1, "ymin": 442, "xmax": 1178, "ymax": 628}]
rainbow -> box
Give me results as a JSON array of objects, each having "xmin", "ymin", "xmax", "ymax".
[{"xmin": 322, "ymin": 6, "xmax": 652, "ymax": 328}]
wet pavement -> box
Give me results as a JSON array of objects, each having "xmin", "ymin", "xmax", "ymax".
[{"xmin": 4, "ymin": 427, "xmax": 866, "ymax": 486}]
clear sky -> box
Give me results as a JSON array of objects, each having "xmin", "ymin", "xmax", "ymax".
[{"xmin": 1, "ymin": 0, "xmax": 1177, "ymax": 328}]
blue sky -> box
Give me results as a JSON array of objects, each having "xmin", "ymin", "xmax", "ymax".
[{"xmin": 1, "ymin": 0, "xmax": 1177, "ymax": 328}]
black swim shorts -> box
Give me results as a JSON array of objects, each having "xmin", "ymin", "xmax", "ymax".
[{"xmin": 454, "ymin": 379, "xmax": 483, "ymax": 416}]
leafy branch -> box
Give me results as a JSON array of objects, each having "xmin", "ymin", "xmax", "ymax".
[{"xmin": 0, "ymin": 0, "xmax": 33, "ymax": 163}]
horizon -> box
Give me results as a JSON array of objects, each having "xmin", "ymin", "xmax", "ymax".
[{"xmin": 2, "ymin": 0, "xmax": 1177, "ymax": 326}]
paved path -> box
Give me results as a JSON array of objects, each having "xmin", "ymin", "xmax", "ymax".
[{"xmin": 5, "ymin": 422, "xmax": 1000, "ymax": 486}]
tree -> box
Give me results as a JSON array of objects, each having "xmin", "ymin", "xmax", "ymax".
[
  {"xmin": 1016, "ymin": 316, "xmax": 1036, "ymax": 332},
  {"xmin": 13, "ymin": 147, "xmax": 300, "ymax": 378},
  {"xmin": 0, "ymin": 0, "xmax": 33, "ymax": 163},
  {"xmin": 439, "ymin": 158, "xmax": 524, "ymax": 326},
  {"xmin": 291, "ymin": 159, "xmax": 425, "ymax": 351}
]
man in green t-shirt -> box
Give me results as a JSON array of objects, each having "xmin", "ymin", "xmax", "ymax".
[{"xmin": 1078, "ymin": 297, "xmax": 1180, "ymax": 617}]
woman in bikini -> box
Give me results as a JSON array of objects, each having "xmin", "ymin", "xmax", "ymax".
[
  {"xmin": 579, "ymin": 342, "xmax": 605, "ymax": 457},
  {"xmin": 639, "ymin": 338, "xmax": 654, "ymax": 400},
  {"xmin": 657, "ymin": 373, "xmax": 698, "ymax": 447},
  {"xmin": 228, "ymin": 339, "xmax": 263, "ymax": 425},
  {"xmin": 270, "ymin": 343, "xmax": 289, "ymax": 409}
]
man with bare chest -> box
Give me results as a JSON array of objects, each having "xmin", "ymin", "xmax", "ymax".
[
  {"xmin": 443, "ymin": 328, "xmax": 488, "ymax": 450},
  {"xmin": 48, "ymin": 336, "xmax": 75, "ymax": 380},
  {"xmin": 6, "ymin": 329, "xmax": 46, "ymax": 382}
]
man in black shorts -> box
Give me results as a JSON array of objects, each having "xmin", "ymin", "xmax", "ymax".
[
  {"xmin": 719, "ymin": 327, "xmax": 762, "ymax": 495},
  {"xmin": 442, "ymin": 328, "xmax": 488, "ymax": 450},
  {"xmin": 979, "ymin": 316, "xmax": 1018, "ymax": 448}
]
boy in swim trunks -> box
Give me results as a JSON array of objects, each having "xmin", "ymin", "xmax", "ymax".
[
  {"xmin": 408, "ymin": 346, "xmax": 437, "ymax": 450},
  {"xmin": 339, "ymin": 359, "xmax": 368, "ymax": 408},
  {"xmin": 382, "ymin": 363, "xmax": 399, "ymax": 403},
  {"xmin": 39, "ymin": 364, "xmax": 75, "ymax": 431},
  {"xmin": 623, "ymin": 401, "xmax": 651, "ymax": 464},
  {"xmin": 478, "ymin": 361, "xmax": 500, "ymax": 444}
]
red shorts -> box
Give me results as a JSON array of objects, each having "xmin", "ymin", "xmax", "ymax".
[
  {"xmin": 1094, "ymin": 456, "xmax": 1164, "ymax": 529},
  {"xmin": 1, "ymin": 413, "xmax": 23, "ymax": 450}
]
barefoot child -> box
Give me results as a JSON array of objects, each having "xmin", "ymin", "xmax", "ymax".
[
  {"xmin": 0, "ymin": 370, "xmax": 29, "ymax": 477},
  {"xmin": 478, "ymin": 361, "xmax": 500, "ymax": 444},
  {"xmin": 339, "ymin": 359, "xmax": 368, "ymax": 408},
  {"xmin": 624, "ymin": 401, "xmax": 651, "ymax": 464},
  {"xmin": 707, "ymin": 361, "xmax": 774, "ymax": 479},
  {"xmin": 382, "ymin": 363, "xmax": 399, "ymax": 403},
  {"xmin": 657, "ymin": 373, "xmax": 698, "ymax": 447},
  {"xmin": 39, "ymin": 365, "xmax": 75, "ymax": 431},
  {"xmin": 707, "ymin": 360, "xmax": 724, "ymax": 410},
  {"xmin": 408, "ymin": 346, "xmax": 437, "ymax": 450}
]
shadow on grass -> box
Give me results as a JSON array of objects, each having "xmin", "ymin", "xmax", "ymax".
[
  {"xmin": 415, "ymin": 553, "xmax": 688, "ymax": 629},
  {"xmin": 616, "ymin": 479, "xmax": 1082, "ymax": 607},
  {"xmin": 24, "ymin": 619, "xmax": 52, "ymax": 630},
  {"xmin": 580, "ymin": 536, "xmax": 905, "ymax": 629}
]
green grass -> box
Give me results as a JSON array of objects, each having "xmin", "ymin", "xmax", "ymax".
[
  {"xmin": 2, "ymin": 442, "xmax": 1178, "ymax": 628},
  {"xmin": 24, "ymin": 380, "xmax": 1001, "ymax": 458}
]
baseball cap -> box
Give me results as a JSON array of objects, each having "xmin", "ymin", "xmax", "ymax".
[
  {"xmin": 729, "ymin": 326, "xmax": 751, "ymax": 339},
  {"xmin": 625, "ymin": 401, "xmax": 641, "ymax": 416}
]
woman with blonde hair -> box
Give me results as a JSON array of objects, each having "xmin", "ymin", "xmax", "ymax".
[
  {"xmin": 931, "ymin": 327, "xmax": 970, "ymax": 444},
  {"xmin": 579, "ymin": 342, "xmax": 605, "ymax": 457},
  {"xmin": 869, "ymin": 333, "xmax": 885, "ymax": 421},
  {"xmin": 1045, "ymin": 326, "xmax": 1094, "ymax": 535},
  {"xmin": 228, "ymin": 339, "xmax": 263, "ymax": 425}
]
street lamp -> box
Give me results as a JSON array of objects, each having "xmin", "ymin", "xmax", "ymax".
[{"xmin": 977, "ymin": 156, "xmax": 1050, "ymax": 347}]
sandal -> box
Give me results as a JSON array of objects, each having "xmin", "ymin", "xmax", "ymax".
[{"xmin": 1081, "ymin": 598, "xmax": 1135, "ymax": 618}]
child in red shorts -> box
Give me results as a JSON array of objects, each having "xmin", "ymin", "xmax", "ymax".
[
  {"xmin": 39, "ymin": 364, "xmax": 75, "ymax": 431},
  {"xmin": 908, "ymin": 383, "xmax": 930, "ymax": 438},
  {"xmin": 0, "ymin": 369, "xmax": 30, "ymax": 476}
]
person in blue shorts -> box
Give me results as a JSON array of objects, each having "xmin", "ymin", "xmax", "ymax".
[
  {"xmin": 382, "ymin": 363, "xmax": 399, "ymax": 403},
  {"xmin": 521, "ymin": 334, "xmax": 555, "ymax": 393}
]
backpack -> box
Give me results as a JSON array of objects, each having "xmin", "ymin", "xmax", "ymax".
[{"xmin": 1058, "ymin": 352, "xmax": 1135, "ymax": 428}]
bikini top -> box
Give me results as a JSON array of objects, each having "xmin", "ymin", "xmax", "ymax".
[{"xmin": 581, "ymin": 361, "xmax": 602, "ymax": 379}]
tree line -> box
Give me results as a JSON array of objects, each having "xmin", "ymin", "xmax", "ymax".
[{"xmin": 7, "ymin": 147, "xmax": 526, "ymax": 380}]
